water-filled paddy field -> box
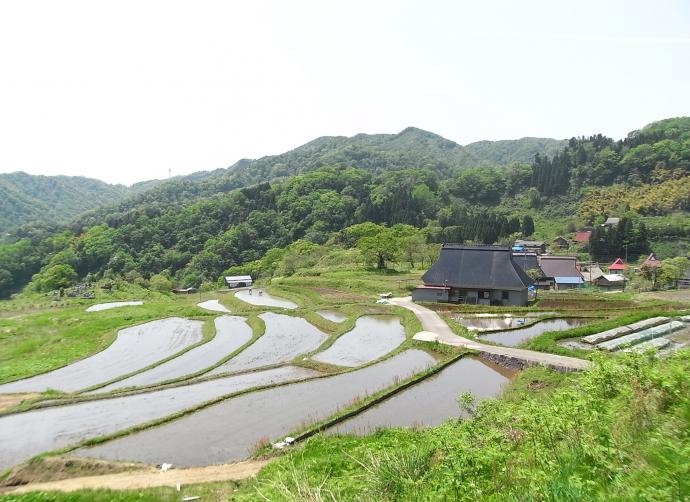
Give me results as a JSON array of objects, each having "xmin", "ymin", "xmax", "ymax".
[
  {"xmin": 95, "ymin": 316, "xmax": 252, "ymax": 392},
  {"xmin": 0, "ymin": 366, "xmax": 318, "ymax": 470},
  {"xmin": 208, "ymin": 313, "xmax": 327, "ymax": 374},
  {"xmin": 478, "ymin": 318, "xmax": 592, "ymax": 347},
  {"xmin": 74, "ymin": 350, "xmax": 437, "ymax": 467},
  {"xmin": 234, "ymin": 290, "xmax": 298, "ymax": 309},
  {"xmin": 312, "ymin": 315, "xmax": 405, "ymax": 367},
  {"xmin": 328, "ymin": 357, "xmax": 516, "ymax": 435},
  {"xmin": 0, "ymin": 318, "xmax": 203, "ymax": 393}
]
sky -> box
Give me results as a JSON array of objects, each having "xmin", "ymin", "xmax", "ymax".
[{"xmin": 0, "ymin": 1, "xmax": 689, "ymax": 185}]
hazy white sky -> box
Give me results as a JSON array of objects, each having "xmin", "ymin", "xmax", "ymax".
[{"xmin": 1, "ymin": 0, "xmax": 689, "ymax": 185}]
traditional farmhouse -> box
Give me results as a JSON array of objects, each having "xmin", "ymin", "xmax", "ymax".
[
  {"xmin": 641, "ymin": 252, "xmax": 662, "ymax": 269},
  {"xmin": 595, "ymin": 273, "xmax": 626, "ymax": 290},
  {"xmin": 412, "ymin": 245, "xmax": 533, "ymax": 306},
  {"xmin": 538, "ymin": 255, "xmax": 584, "ymax": 290},
  {"xmin": 224, "ymin": 275, "xmax": 253, "ymax": 289},
  {"xmin": 513, "ymin": 240, "xmax": 546, "ymax": 255},
  {"xmin": 608, "ymin": 258, "xmax": 626, "ymax": 272},
  {"xmin": 553, "ymin": 236, "xmax": 569, "ymax": 249}
]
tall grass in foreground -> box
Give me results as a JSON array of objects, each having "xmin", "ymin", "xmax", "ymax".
[{"xmin": 236, "ymin": 349, "xmax": 690, "ymax": 501}]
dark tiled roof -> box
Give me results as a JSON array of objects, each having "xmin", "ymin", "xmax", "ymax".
[
  {"xmin": 512, "ymin": 253, "xmax": 542, "ymax": 275},
  {"xmin": 422, "ymin": 245, "xmax": 533, "ymax": 291},
  {"xmin": 538, "ymin": 256, "xmax": 583, "ymax": 279}
]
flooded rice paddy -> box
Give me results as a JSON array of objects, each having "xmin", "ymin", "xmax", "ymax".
[
  {"xmin": 234, "ymin": 290, "xmax": 298, "ymax": 309},
  {"xmin": 0, "ymin": 318, "xmax": 203, "ymax": 393},
  {"xmin": 75, "ymin": 350, "xmax": 436, "ymax": 467},
  {"xmin": 196, "ymin": 299, "xmax": 231, "ymax": 313},
  {"xmin": 0, "ymin": 366, "xmax": 318, "ymax": 470},
  {"xmin": 207, "ymin": 313, "xmax": 327, "ymax": 375},
  {"xmin": 479, "ymin": 318, "xmax": 591, "ymax": 347},
  {"xmin": 312, "ymin": 315, "xmax": 405, "ymax": 367},
  {"xmin": 95, "ymin": 316, "xmax": 253, "ymax": 392},
  {"xmin": 85, "ymin": 301, "xmax": 143, "ymax": 312},
  {"xmin": 316, "ymin": 310, "xmax": 348, "ymax": 323},
  {"xmin": 328, "ymin": 357, "xmax": 515, "ymax": 435}
]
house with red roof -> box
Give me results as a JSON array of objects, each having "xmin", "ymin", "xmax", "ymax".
[
  {"xmin": 608, "ymin": 258, "xmax": 626, "ymax": 272},
  {"xmin": 574, "ymin": 230, "xmax": 592, "ymax": 243}
]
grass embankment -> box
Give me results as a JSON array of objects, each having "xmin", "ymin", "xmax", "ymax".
[
  {"xmin": 9, "ymin": 350, "xmax": 687, "ymax": 501},
  {"xmin": 0, "ymin": 298, "xmax": 213, "ymax": 385},
  {"xmin": 525, "ymin": 309, "xmax": 690, "ymax": 358}
]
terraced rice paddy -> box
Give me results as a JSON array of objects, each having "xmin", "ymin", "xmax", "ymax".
[
  {"xmin": 479, "ymin": 318, "xmax": 591, "ymax": 347},
  {"xmin": 316, "ymin": 310, "xmax": 348, "ymax": 323},
  {"xmin": 328, "ymin": 357, "xmax": 515, "ymax": 435},
  {"xmin": 95, "ymin": 316, "xmax": 253, "ymax": 392},
  {"xmin": 0, "ymin": 318, "xmax": 204, "ymax": 393},
  {"xmin": 74, "ymin": 350, "xmax": 437, "ymax": 467},
  {"xmin": 196, "ymin": 299, "xmax": 231, "ymax": 313},
  {"xmin": 85, "ymin": 301, "xmax": 143, "ymax": 312},
  {"xmin": 207, "ymin": 313, "xmax": 327, "ymax": 375},
  {"xmin": 312, "ymin": 315, "xmax": 405, "ymax": 367},
  {"xmin": 234, "ymin": 290, "xmax": 297, "ymax": 309},
  {"xmin": 0, "ymin": 366, "xmax": 318, "ymax": 470}
]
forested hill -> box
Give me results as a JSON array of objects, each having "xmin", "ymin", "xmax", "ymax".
[
  {"xmin": 0, "ymin": 172, "xmax": 139, "ymax": 234},
  {"xmin": 2, "ymin": 116, "xmax": 688, "ymax": 298},
  {"xmin": 74, "ymin": 128, "xmax": 565, "ymax": 226},
  {"xmin": 465, "ymin": 137, "xmax": 567, "ymax": 166}
]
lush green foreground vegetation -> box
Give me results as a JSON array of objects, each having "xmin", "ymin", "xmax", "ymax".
[{"xmin": 3, "ymin": 349, "xmax": 688, "ymax": 501}]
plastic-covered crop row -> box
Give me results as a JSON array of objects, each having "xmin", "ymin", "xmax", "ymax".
[
  {"xmin": 597, "ymin": 321, "xmax": 685, "ymax": 351},
  {"xmin": 583, "ymin": 316, "xmax": 669, "ymax": 345},
  {"xmin": 622, "ymin": 337, "xmax": 671, "ymax": 353}
]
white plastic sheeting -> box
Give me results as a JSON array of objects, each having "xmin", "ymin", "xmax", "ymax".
[
  {"xmin": 582, "ymin": 317, "xmax": 669, "ymax": 344},
  {"xmin": 622, "ymin": 337, "xmax": 671, "ymax": 353},
  {"xmin": 597, "ymin": 321, "xmax": 685, "ymax": 351}
]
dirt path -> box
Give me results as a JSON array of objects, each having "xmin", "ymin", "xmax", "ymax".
[
  {"xmin": 0, "ymin": 393, "xmax": 39, "ymax": 413},
  {"xmin": 8, "ymin": 460, "xmax": 267, "ymax": 493},
  {"xmin": 390, "ymin": 297, "xmax": 590, "ymax": 371}
]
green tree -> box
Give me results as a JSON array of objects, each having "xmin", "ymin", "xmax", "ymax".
[
  {"xmin": 521, "ymin": 215, "xmax": 535, "ymax": 237},
  {"xmin": 356, "ymin": 227, "xmax": 401, "ymax": 269},
  {"xmin": 149, "ymin": 274, "xmax": 172, "ymax": 293},
  {"xmin": 34, "ymin": 264, "xmax": 78, "ymax": 292}
]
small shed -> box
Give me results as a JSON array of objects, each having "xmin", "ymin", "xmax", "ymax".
[
  {"xmin": 595, "ymin": 274, "xmax": 626, "ymax": 290},
  {"xmin": 538, "ymin": 255, "xmax": 584, "ymax": 290},
  {"xmin": 172, "ymin": 287, "xmax": 197, "ymax": 294},
  {"xmin": 608, "ymin": 258, "xmax": 626, "ymax": 272},
  {"xmin": 224, "ymin": 275, "xmax": 253, "ymax": 289},
  {"xmin": 553, "ymin": 236, "xmax": 569, "ymax": 249},
  {"xmin": 514, "ymin": 240, "xmax": 546, "ymax": 255},
  {"xmin": 581, "ymin": 264, "xmax": 604, "ymax": 283}
]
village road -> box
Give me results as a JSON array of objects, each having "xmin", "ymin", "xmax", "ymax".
[{"xmin": 390, "ymin": 297, "xmax": 590, "ymax": 371}]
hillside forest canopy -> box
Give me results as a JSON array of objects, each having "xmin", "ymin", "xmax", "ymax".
[{"xmin": 1, "ymin": 117, "xmax": 689, "ymax": 298}]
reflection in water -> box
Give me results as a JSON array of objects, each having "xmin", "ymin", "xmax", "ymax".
[
  {"xmin": 480, "ymin": 318, "xmax": 591, "ymax": 347},
  {"xmin": 328, "ymin": 356, "xmax": 516, "ymax": 435}
]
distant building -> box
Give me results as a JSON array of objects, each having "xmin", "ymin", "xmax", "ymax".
[
  {"xmin": 553, "ymin": 236, "xmax": 569, "ymax": 249},
  {"xmin": 580, "ymin": 264, "xmax": 604, "ymax": 284},
  {"xmin": 641, "ymin": 252, "xmax": 662, "ymax": 268},
  {"xmin": 513, "ymin": 240, "xmax": 546, "ymax": 255},
  {"xmin": 595, "ymin": 274, "xmax": 626, "ymax": 290},
  {"xmin": 412, "ymin": 244, "xmax": 533, "ymax": 306},
  {"xmin": 538, "ymin": 256, "xmax": 584, "ymax": 290},
  {"xmin": 603, "ymin": 217, "xmax": 620, "ymax": 227},
  {"xmin": 574, "ymin": 230, "xmax": 592, "ymax": 243},
  {"xmin": 172, "ymin": 287, "xmax": 197, "ymax": 294},
  {"xmin": 608, "ymin": 258, "xmax": 626, "ymax": 272},
  {"xmin": 224, "ymin": 275, "xmax": 253, "ymax": 288}
]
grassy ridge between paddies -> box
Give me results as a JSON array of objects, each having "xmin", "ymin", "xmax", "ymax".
[
  {"xmin": 6, "ymin": 349, "xmax": 688, "ymax": 501},
  {"xmin": 0, "ymin": 298, "xmax": 217, "ymax": 386}
]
